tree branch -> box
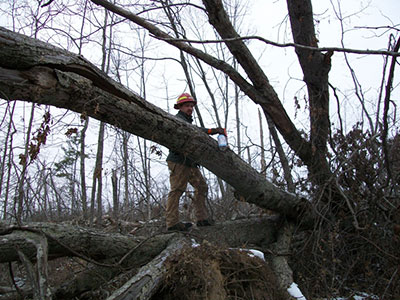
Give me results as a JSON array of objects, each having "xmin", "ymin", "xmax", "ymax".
[
  {"xmin": 89, "ymin": 0, "xmax": 313, "ymax": 171},
  {"xmin": 382, "ymin": 36, "xmax": 400, "ymax": 183},
  {"xmin": 155, "ymin": 35, "xmax": 400, "ymax": 57}
]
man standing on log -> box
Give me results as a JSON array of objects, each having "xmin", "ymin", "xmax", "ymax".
[{"xmin": 166, "ymin": 93, "xmax": 226, "ymax": 231}]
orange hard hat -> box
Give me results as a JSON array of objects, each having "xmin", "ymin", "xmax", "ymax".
[{"xmin": 174, "ymin": 93, "xmax": 197, "ymax": 109}]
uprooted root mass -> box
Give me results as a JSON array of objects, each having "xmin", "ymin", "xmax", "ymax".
[{"xmin": 153, "ymin": 242, "xmax": 289, "ymax": 300}]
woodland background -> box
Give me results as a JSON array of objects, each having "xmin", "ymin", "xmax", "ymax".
[{"xmin": 0, "ymin": 0, "xmax": 399, "ymax": 299}]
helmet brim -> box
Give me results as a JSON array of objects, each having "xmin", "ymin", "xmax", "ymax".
[{"xmin": 174, "ymin": 100, "xmax": 196, "ymax": 109}]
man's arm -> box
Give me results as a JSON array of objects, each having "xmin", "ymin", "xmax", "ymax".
[{"xmin": 206, "ymin": 128, "xmax": 226, "ymax": 135}]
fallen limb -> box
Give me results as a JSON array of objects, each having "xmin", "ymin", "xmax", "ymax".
[
  {"xmin": 269, "ymin": 221, "xmax": 295, "ymax": 289},
  {"xmin": 107, "ymin": 236, "xmax": 188, "ymax": 300}
]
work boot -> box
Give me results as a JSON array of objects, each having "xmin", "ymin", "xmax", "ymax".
[
  {"xmin": 196, "ymin": 219, "xmax": 214, "ymax": 227},
  {"xmin": 167, "ymin": 222, "xmax": 192, "ymax": 232}
]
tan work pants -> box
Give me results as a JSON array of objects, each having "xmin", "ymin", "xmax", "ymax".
[{"xmin": 166, "ymin": 161, "xmax": 208, "ymax": 228}]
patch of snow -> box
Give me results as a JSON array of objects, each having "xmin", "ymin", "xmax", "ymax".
[
  {"xmin": 191, "ymin": 239, "xmax": 200, "ymax": 248},
  {"xmin": 287, "ymin": 282, "xmax": 307, "ymax": 300},
  {"xmin": 247, "ymin": 249, "xmax": 265, "ymax": 261},
  {"xmin": 329, "ymin": 292, "xmax": 379, "ymax": 300},
  {"xmin": 231, "ymin": 248, "xmax": 266, "ymax": 261}
]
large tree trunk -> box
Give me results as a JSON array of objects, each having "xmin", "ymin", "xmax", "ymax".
[
  {"xmin": 286, "ymin": 0, "xmax": 332, "ymax": 187},
  {"xmin": 0, "ymin": 217, "xmax": 280, "ymax": 264},
  {"xmin": 0, "ymin": 26, "xmax": 313, "ymax": 225}
]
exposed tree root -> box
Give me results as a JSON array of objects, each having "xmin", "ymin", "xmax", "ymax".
[{"xmin": 153, "ymin": 241, "xmax": 292, "ymax": 300}]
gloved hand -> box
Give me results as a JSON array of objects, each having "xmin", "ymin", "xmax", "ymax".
[{"xmin": 208, "ymin": 128, "xmax": 226, "ymax": 135}]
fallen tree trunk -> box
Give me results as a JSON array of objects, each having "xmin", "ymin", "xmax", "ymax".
[
  {"xmin": 0, "ymin": 218, "xmax": 283, "ymax": 298},
  {"xmin": 106, "ymin": 236, "xmax": 188, "ymax": 300},
  {"xmin": 0, "ymin": 217, "xmax": 279, "ymax": 264},
  {"xmin": 0, "ymin": 26, "xmax": 313, "ymax": 225},
  {"xmin": 0, "ymin": 222, "xmax": 172, "ymax": 264}
]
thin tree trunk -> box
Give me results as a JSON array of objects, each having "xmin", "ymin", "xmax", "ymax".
[
  {"xmin": 40, "ymin": 164, "xmax": 49, "ymax": 220},
  {"xmin": 122, "ymin": 131, "xmax": 130, "ymax": 211},
  {"xmin": 136, "ymin": 31, "xmax": 153, "ymax": 222},
  {"xmin": 259, "ymin": 108, "xmax": 267, "ymax": 177},
  {"xmin": 91, "ymin": 9, "xmax": 112, "ymax": 225},
  {"xmin": 0, "ymin": 102, "xmax": 16, "ymax": 220},
  {"xmin": 146, "ymin": 150, "xmax": 151, "ymax": 221},
  {"xmin": 112, "ymin": 169, "xmax": 119, "ymax": 219},
  {"xmin": 89, "ymin": 167, "xmax": 97, "ymax": 226},
  {"xmin": 77, "ymin": 0, "xmax": 89, "ymax": 219},
  {"xmin": 234, "ymin": 61, "xmax": 241, "ymax": 157},
  {"xmin": 71, "ymin": 153, "xmax": 77, "ymax": 214},
  {"xmin": 95, "ymin": 121, "xmax": 105, "ymax": 223},
  {"xmin": 3, "ymin": 147, "xmax": 14, "ymax": 220},
  {"xmin": 16, "ymin": 103, "xmax": 35, "ymax": 223},
  {"xmin": 114, "ymin": 68, "xmax": 131, "ymax": 214},
  {"xmin": 266, "ymin": 113, "xmax": 295, "ymax": 193},
  {"xmin": 138, "ymin": 138, "xmax": 151, "ymax": 221},
  {"xmin": 80, "ymin": 118, "xmax": 89, "ymax": 218},
  {"xmin": 49, "ymin": 172, "xmax": 62, "ymax": 219}
]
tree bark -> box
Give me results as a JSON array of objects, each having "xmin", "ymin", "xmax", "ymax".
[
  {"xmin": 0, "ymin": 26, "xmax": 313, "ymax": 225},
  {"xmin": 259, "ymin": 108, "xmax": 267, "ymax": 176},
  {"xmin": 286, "ymin": 0, "xmax": 332, "ymax": 186},
  {"xmin": 266, "ymin": 112, "xmax": 295, "ymax": 193},
  {"xmin": 0, "ymin": 222, "xmax": 172, "ymax": 264},
  {"xmin": 106, "ymin": 236, "xmax": 188, "ymax": 300},
  {"xmin": 112, "ymin": 169, "xmax": 119, "ymax": 219},
  {"xmin": 80, "ymin": 118, "xmax": 89, "ymax": 218},
  {"xmin": 0, "ymin": 217, "xmax": 279, "ymax": 264}
]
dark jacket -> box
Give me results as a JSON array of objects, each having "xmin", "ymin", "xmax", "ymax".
[{"xmin": 166, "ymin": 110, "xmax": 207, "ymax": 167}]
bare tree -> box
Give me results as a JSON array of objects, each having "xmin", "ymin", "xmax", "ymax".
[
  {"xmin": 80, "ymin": 118, "xmax": 89, "ymax": 218},
  {"xmin": 90, "ymin": 7, "xmax": 114, "ymax": 224},
  {"xmin": 78, "ymin": 0, "xmax": 90, "ymax": 219},
  {"xmin": 0, "ymin": 101, "xmax": 16, "ymax": 219},
  {"xmin": 16, "ymin": 103, "xmax": 35, "ymax": 223},
  {"xmin": 258, "ymin": 108, "xmax": 267, "ymax": 177}
]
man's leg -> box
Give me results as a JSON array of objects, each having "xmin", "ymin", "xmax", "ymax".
[
  {"xmin": 188, "ymin": 167, "xmax": 208, "ymax": 222},
  {"xmin": 166, "ymin": 162, "xmax": 190, "ymax": 228}
]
